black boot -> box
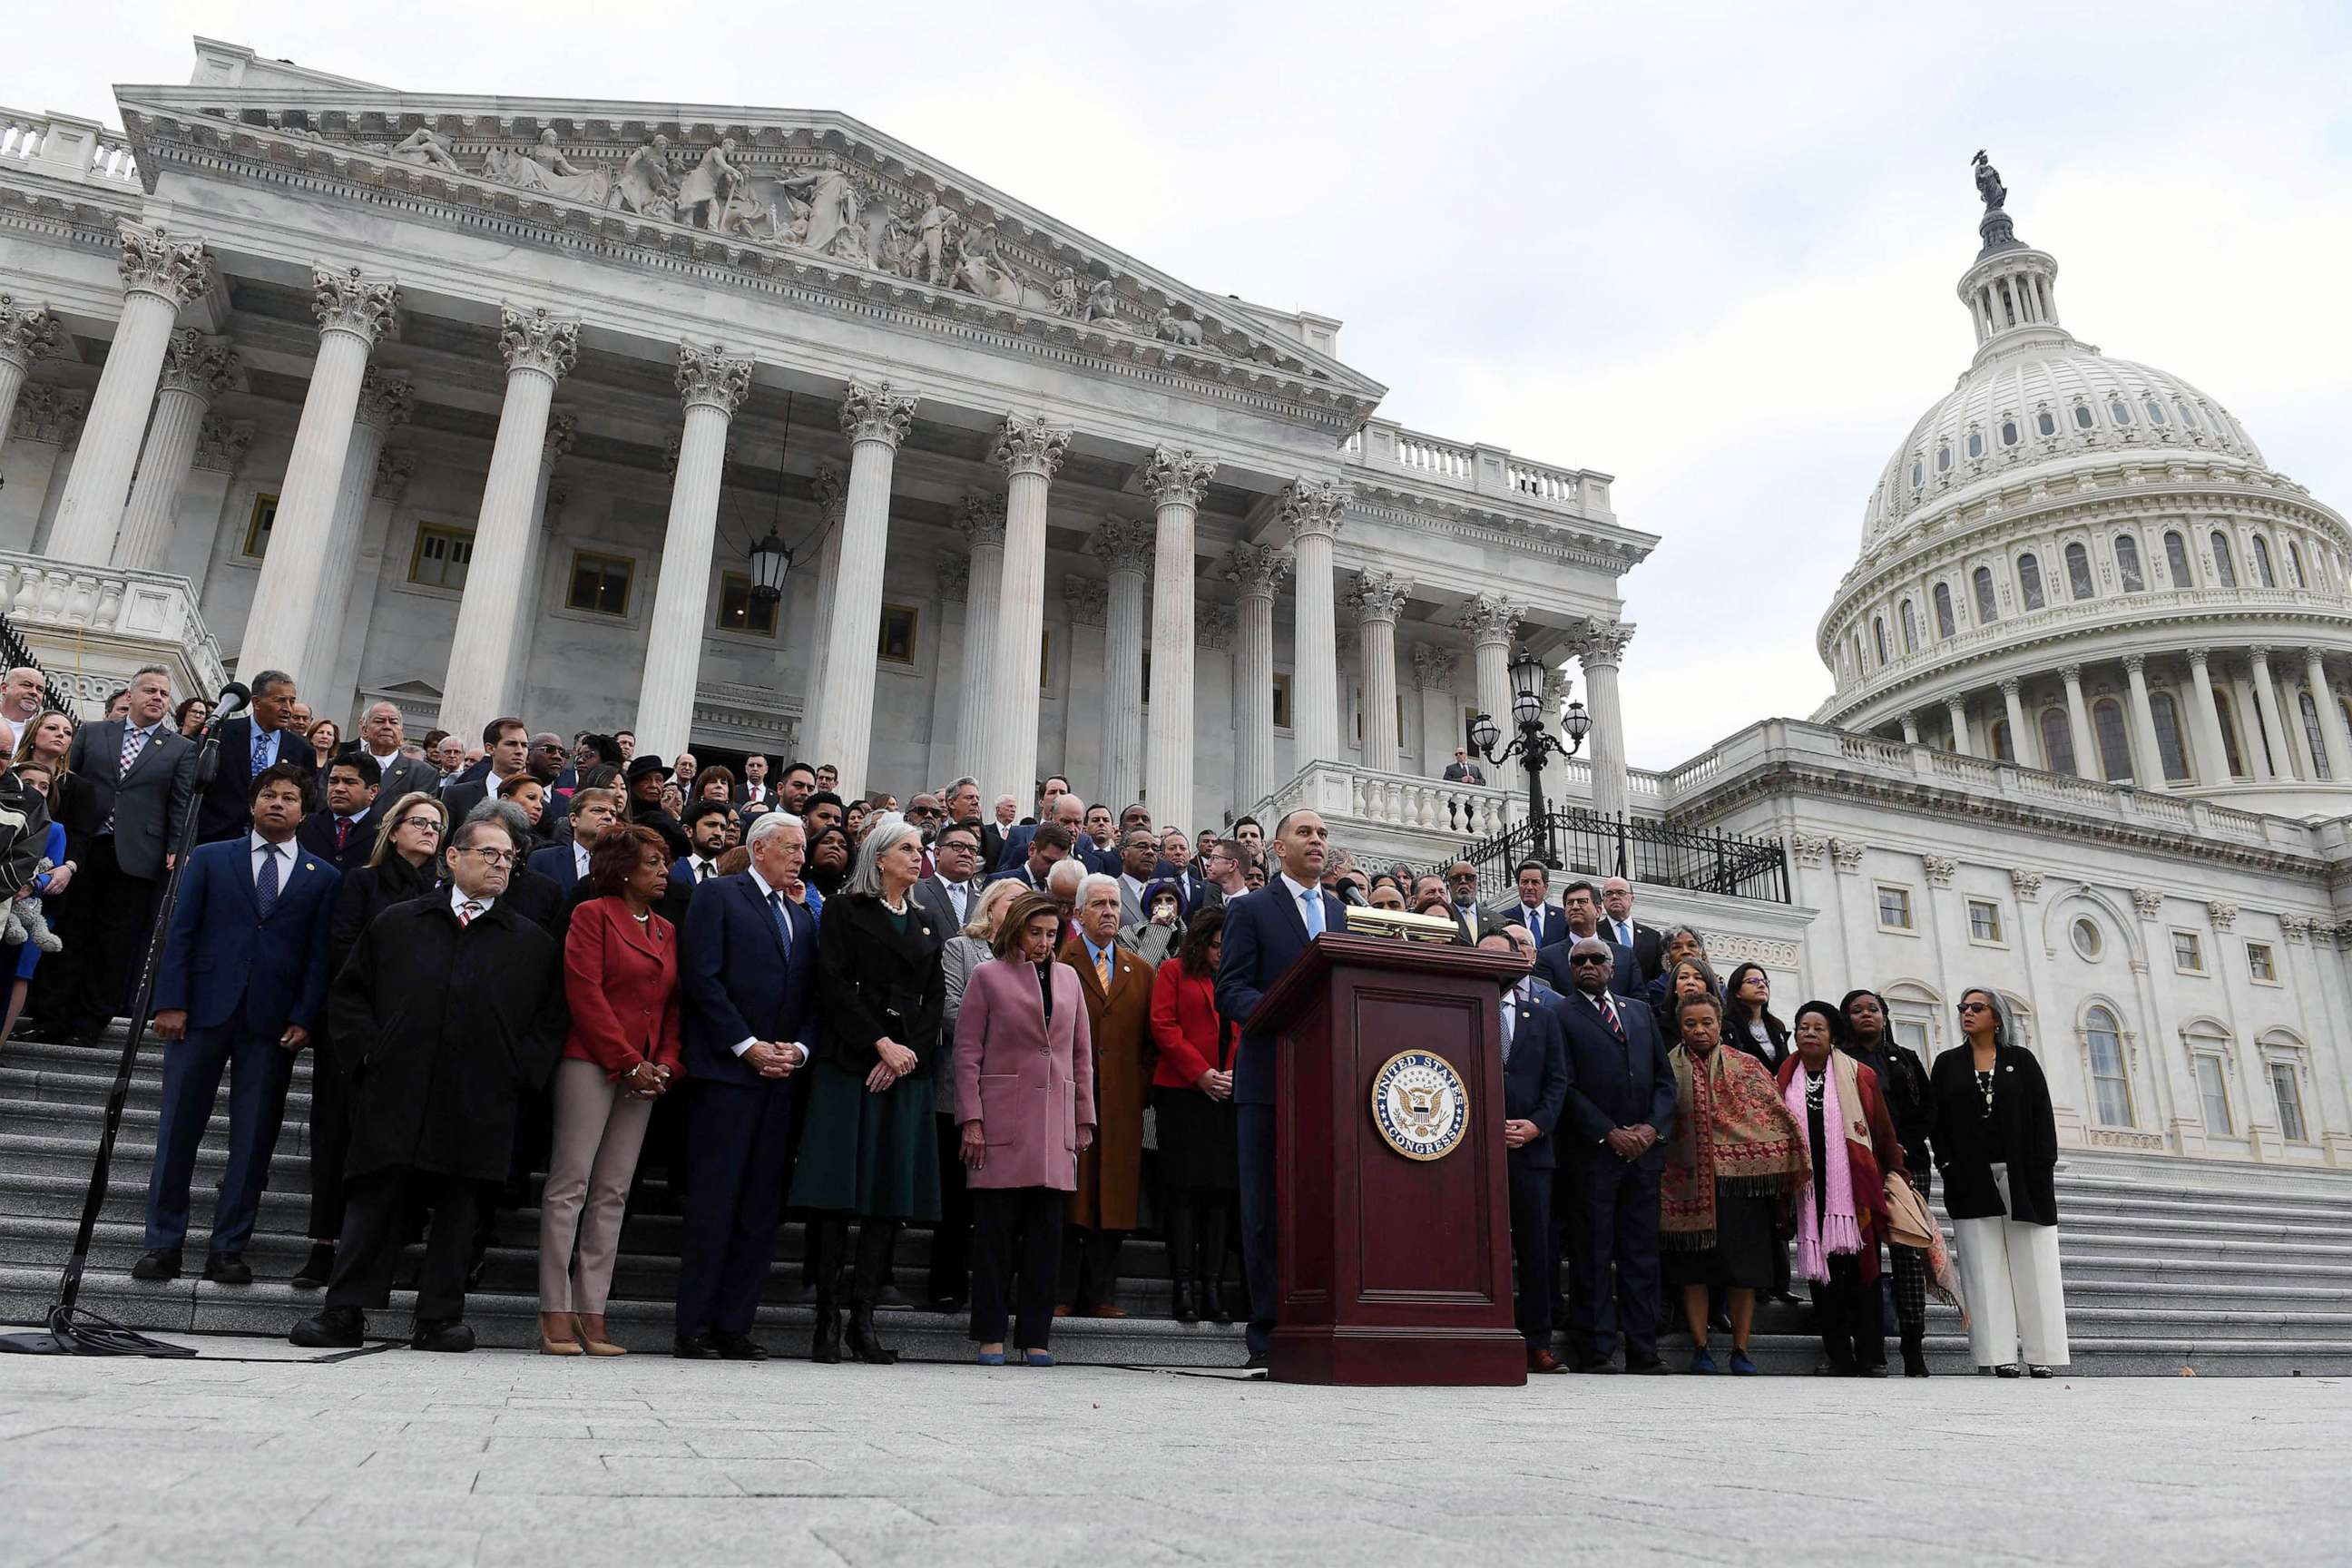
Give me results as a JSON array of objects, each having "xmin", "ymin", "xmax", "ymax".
[
  {"xmin": 1166, "ymin": 1200, "xmax": 1199, "ymax": 1324},
  {"xmin": 809, "ymin": 1218, "xmax": 844, "ymax": 1364},
  {"xmin": 845, "ymin": 1220, "xmax": 901, "ymax": 1365},
  {"xmin": 1202, "ymin": 1205, "xmax": 1233, "ymax": 1325},
  {"xmin": 1901, "ymin": 1331, "xmax": 1930, "ymax": 1377}
]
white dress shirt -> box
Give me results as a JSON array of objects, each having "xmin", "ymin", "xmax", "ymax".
[
  {"xmin": 449, "ymin": 885, "xmax": 495, "ymax": 920},
  {"xmin": 1279, "ymin": 873, "xmax": 1326, "ymax": 936},
  {"xmin": 733, "ymin": 863, "xmax": 809, "ymax": 1064},
  {"xmin": 933, "ymin": 874, "xmax": 971, "ymax": 927},
  {"xmin": 250, "ymin": 832, "xmax": 292, "ymax": 884},
  {"xmin": 572, "ymin": 840, "xmax": 592, "ymax": 883}
]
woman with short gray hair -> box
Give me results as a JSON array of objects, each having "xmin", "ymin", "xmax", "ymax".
[{"xmin": 788, "ymin": 814, "xmax": 946, "ymax": 1365}]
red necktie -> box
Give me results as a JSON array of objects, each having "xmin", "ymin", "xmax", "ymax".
[{"xmin": 335, "ymin": 818, "xmax": 352, "ymax": 850}]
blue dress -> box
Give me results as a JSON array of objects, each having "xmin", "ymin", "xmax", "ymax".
[{"xmin": 11, "ymin": 821, "xmax": 65, "ymax": 981}]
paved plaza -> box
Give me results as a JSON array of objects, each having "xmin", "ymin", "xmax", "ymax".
[{"xmin": 0, "ymin": 1334, "xmax": 2342, "ymax": 1567}]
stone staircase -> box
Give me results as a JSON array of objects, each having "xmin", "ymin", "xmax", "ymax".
[{"xmin": 4, "ymin": 1030, "xmax": 2349, "ymax": 1373}]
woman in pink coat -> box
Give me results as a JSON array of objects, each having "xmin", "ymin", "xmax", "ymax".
[{"xmin": 955, "ymin": 890, "xmax": 1095, "ymax": 1366}]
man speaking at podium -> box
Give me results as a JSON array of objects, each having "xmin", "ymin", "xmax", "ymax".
[{"xmin": 1215, "ymin": 808, "xmax": 1347, "ymax": 1370}]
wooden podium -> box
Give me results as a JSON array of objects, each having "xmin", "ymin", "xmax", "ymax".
[{"xmin": 1252, "ymin": 933, "xmax": 1528, "ymax": 1386}]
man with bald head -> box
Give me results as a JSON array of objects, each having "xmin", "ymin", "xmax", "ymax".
[
  {"xmin": 0, "ymin": 666, "xmax": 45, "ymax": 753},
  {"xmin": 1552, "ymin": 936, "xmax": 1676, "ymax": 1373}
]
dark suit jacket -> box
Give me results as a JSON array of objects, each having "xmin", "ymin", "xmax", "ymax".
[
  {"xmin": 335, "ymin": 741, "xmax": 438, "ymax": 807},
  {"xmin": 64, "ymin": 718, "xmax": 197, "ymax": 879},
  {"xmin": 1498, "ymin": 902, "xmax": 1570, "ymax": 949},
  {"xmin": 984, "ymin": 862, "xmax": 1052, "ymax": 893},
  {"xmin": 671, "ymin": 854, "xmax": 725, "ymax": 890},
  {"xmin": 994, "ymin": 823, "xmax": 1102, "ymax": 874},
  {"xmin": 1502, "ymin": 986, "xmax": 1573, "ymax": 1171},
  {"xmin": 1928, "ymin": 1044, "xmax": 2059, "ymax": 1224},
  {"xmin": 911, "ymin": 874, "xmax": 975, "ymax": 941},
  {"xmin": 1598, "ymin": 917, "xmax": 1665, "ymax": 982},
  {"xmin": 152, "ymin": 836, "xmax": 340, "ymax": 1035},
  {"xmin": 682, "ymin": 875, "xmax": 817, "ymax": 1090},
  {"xmin": 979, "ymin": 821, "xmax": 1008, "ymax": 868},
  {"xmin": 297, "ymin": 799, "xmax": 387, "ymax": 877},
  {"xmin": 196, "ymin": 717, "xmax": 315, "ymax": 844},
  {"xmin": 1533, "ymin": 936, "xmax": 1641, "ymax": 1002},
  {"xmin": 1213, "ymin": 879, "xmax": 1348, "ymax": 1107},
  {"xmin": 1553, "ymin": 988, "xmax": 1677, "ymax": 1169},
  {"xmin": 1442, "ymin": 761, "xmax": 1485, "ymax": 784},
  {"xmin": 526, "ymin": 840, "xmax": 586, "ymax": 896},
  {"xmin": 440, "ymin": 772, "xmax": 553, "ymax": 840}
]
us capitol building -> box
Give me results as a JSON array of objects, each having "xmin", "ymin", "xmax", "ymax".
[{"xmin": 0, "ymin": 40, "xmax": 2346, "ymax": 1171}]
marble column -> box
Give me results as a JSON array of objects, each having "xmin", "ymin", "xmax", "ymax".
[
  {"xmin": 1090, "ymin": 515, "xmax": 1153, "ymax": 816},
  {"xmin": 1280, "ymin": 477, "xmax": 1348, "ymax": 769},
  {"xmin": 47, "ymin": 222, "xmax": 212, "ymax": 564},
  {"xmin": 2304, "ymin": 649, "xmax": 2352, "ymax": 781},
  {"xmin": 2185, "ymin": 649, "xmax": 2233, "ymax": 785},
  {"xmin": 2249, "ymin": 647, "xmax": 2300, "ymax": 783},
  {"xmin": 2231, "ymin": 666, "xmax": 2277, "ymax": 781},
  {"xmin": 799, "ymin": 464, "xmax": 848, "ymax": 757},
  {"xmin": 952, "ymin": 491, "xmax": 1007, "ymax": 768},
  {"xmin": 0, "ymin": 296, "xmax": 63, "ymax": 463},
  {"xmin": 634, "ymin": 343, "xmax": 754, "ymax": 760},
  {"xmin": 1414, "ymin": 644, "xmax": 1463, "ymax": 777},
  {"xmin": 323, "ymin": 449, "xmax": 414, "ymax": 727},
  {"xmin": 0, "ymin": 389, "xmax": 83, "ymax": 552},
  {"xmin": 2000, "ymin": 677, "xmax": 2034, "ymax": 768},
  {"xmin": 1900, "ymin": 711, "xmax": 1922, "ymax": 746},
  {"xmin": 1458, "ymin": 592, "xmax": 1519, "ymax": 733},
  {"xmin": 978, "ymin": 413, "xmax": 1071, "ymax": 811},
  {"xmin": 2122, "ymin": 653, "xmax": 2168, "ymax": 789},
  {"xmin": 2060, "ymin": 663, "xmax": 2096, "ymax": 778},
  {"xmin": 240, "ymin": 267, "xmax": 400, "ymax": 682},
  {"xmin": 1945, "ymin": 695, "xmax": 1972, "ymax": 756},
  {"xmin": 506, "ymin": 411, "xmax": 577, "ymax": 715},
  {"xmin": 1578, "ymin": 622, "xmax": 1633, "ymax": 820},
  {"xmin": 1143, "ymin": 446, "xmax": 1216, "ymax": 828},
  {"xmin": 1347, "ymin": 570, "xmax": 1410, "ymax": 772},
  {"xmin": 436, "ymin": 305, "xmax": 577, "ymax": 740},
  {"xmin": 1221, "ymin": 541, "xmax": 1291, "ymax": 814},
  {"xmin": 113, "ymin": 329, "xmax": 240, "ymax": 573},
  {"xmin": 290, "ymin": 367, "xmax": 409, "ymax": 702},
  {"xmin": 811, "ymin": 379, "xmax": 919, "ymax": 799},
  {"xmin": 168, "ymin": 416, "xmax": 254, "ymax": 585}
]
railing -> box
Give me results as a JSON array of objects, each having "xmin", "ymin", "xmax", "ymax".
[
  {"xmin": 0, "ymin": 553, "xmax": 229, "ymax": 709},
  {"xmin": 1342, "ymin": 416, "xmax": 1612, "ymax": 517},
  {"xmin": 0, "ymin": 106, "xmax": 142, "ymax": 187},
  {"xmin": 1459, "ymin": 807, "xmax": 1790, "ymax": 906},
  {"xmin": 0, "ymin": 608, "xmax": 68, "ymax": 724},
  {"xmin": 1246, "ymin": 760, "xmax": 1518, "ymax": 843},
  {"xmin": 1396, "ymin": 433, "xmax": 1475, "ymax": 482}
]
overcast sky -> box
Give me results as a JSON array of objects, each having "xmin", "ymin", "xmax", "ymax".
[{"xmin": 11, "ymin": 3, "xmax": 2351, "ymax": 768}]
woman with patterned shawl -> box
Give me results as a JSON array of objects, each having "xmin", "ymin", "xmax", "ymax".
[
  {"xmin": 1661, "ymin": 990, "xmax": 1808, "ymax": 1375},
  {"xmin": 1777, "ymin": 999, "xmax": 1906, "ymax": 1377}
]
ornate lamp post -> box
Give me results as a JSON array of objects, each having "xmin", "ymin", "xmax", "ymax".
[{"xmin": 1467, "ymin": 648, "xmax": 1590, "ymax": 867}]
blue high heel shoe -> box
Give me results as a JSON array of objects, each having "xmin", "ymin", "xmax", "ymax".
[
  {"xmin": 976, "ymin": 1349, "xmax": 1006, "ymax": 1366},
  {"xmin": 1023, "ymin": 1350, "xmax": 1054, "ymax": 1367}
]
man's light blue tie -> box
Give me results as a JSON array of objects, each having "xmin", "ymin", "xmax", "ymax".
[
  {"xmin": 1299, "ymin": 887, "xmax": 1323, "ymax": 938},
  {"xmin": 255, "ymin": 845, "xmax": 281, "ymax": 918},
  {"xmin": 250, "ymin": 726, "xmax": 270, "ymax": 774}
]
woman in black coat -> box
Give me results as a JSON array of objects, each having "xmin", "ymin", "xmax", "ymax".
[
  {"xmin": 291, "ymin": 791, "xmax": 448, "ymax": 1290},
  {"xmin": 1930, "ymin": 987, "xmax": 2067, "ymax": 1377},
  {"xmin": 788, "ymin": 815, "xmax": 946, "ymax": 1366}
]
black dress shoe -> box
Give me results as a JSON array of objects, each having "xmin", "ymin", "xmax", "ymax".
[
  {"xmin": 201, "ymin": 1251, "xmax": 252, "ymax": 1286},
  {"xmin": 410, "ymin": 1319, "xmax": 475, "ymax": 1353},
  {"xmin": 1625, "ymin": 1356, "xmax": 1671, "ymax": 1375},
  {"xmin": 290, "ymin": 1306, "xmax": 366, "ymax": 1348},
  {"xmin": 672, "ymin": 1334, "xmax": 722, "ymax": 1360},
  {"xmin": 873, "ymin": 1283, "xmax": 913, "ymax": 1310},
  {"xmin": 711, "ymin": 1331, "xmax": 769, "ymax": 1361},
  {"xmin": 291, "ymin": 1241, "xmax": 337, "ymax": 1290},
  {"xmin": 130, "ymin": 1247, "xmax": 182, "ymax": 1282},
  {"xmin": 1242, "ymin": 1352, "xmax": 1269, "ymax": 1370},
  {"xmin": 926, "ymin": 1295, "xmax": 967, "ymax": 1315},
  {"xmin": 1171, "ymin": 1281, "xmax": 1199, "ymax": 1325}
]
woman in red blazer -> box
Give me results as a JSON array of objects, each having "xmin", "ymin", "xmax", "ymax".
[
  {"xmin": 1148, "ymin": 906, "xmax": 1238, "ymax": 1325},
  {"xmin": 539, "ymin": 824, "xmax": 682, "ymax": 1356}
]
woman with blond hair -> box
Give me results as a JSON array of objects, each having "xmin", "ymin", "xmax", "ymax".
[{"xmin": 927, "ymin": 876, "xmax": 1026, "ymax": 1313}]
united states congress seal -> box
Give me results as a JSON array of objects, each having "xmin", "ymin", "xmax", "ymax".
[{"xmin": 1370, "ymin": 1049, "xmax": 1469, "ymax": 1161}]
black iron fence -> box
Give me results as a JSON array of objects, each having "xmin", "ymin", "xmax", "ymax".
[
  {"xmin": 0, "ymin": 610, "xmax": 69, "ymax": 723},
  {"xmin": 1455, "ymin": 807, "xmax": 1788, "ymax": 906}
]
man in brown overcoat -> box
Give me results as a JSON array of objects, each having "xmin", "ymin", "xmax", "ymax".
[{"xmin": 1059, "ymin": 871, "xmax": 1156, "ymax": 1316}]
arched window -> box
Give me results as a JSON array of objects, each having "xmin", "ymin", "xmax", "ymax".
[
  {"xmin": 2144, "ymin": 398, "xmax": 2167, "ymax": 425},
  {"xmin": 2017, "ymin": 554, "xmax": 2045, "ymax": 610},
  {"xmin": 2151, "ymin": 691, "xmax": 2191, "ymax": 781},
  {"xmin": 1972, "ymin": 566, "xmax": 1997, "ymax": 622},
  {"xmin": 2299, "ymin": 690, "xmax": 2331, "ymax": 779},
  {"xmin": 1910, "ymin": 458, "xmax": 1924, "ymax": 489},
  {"xmin": 2288, "ymin": 539, "xmax": 2308, "ymax": 588},
  {"xmin": 1934, "ymin": 583, "xmax": 1956, "ymax": 638},
  {"xmin": 2001, "ymin": 418, "xmax": 2020, "ymax": 446},
  {"xmin": 2164, "ymin": 530, "xmax": 2193, "ymax": 587},
  {"xmin": 2085, "ymin": 1005, "xmax": 2133, "ymax": 1127},
  {"xmin": 2252, "ymin": 534, "xmax": 2277, "ymax": 587},
  {"xmin": 2210, "ymin": 531, "xmax": 2238, "ymax": 587},
  {"xmin": 2040, "ymin": 707, "xmax": 2077, "ymax": 774},
  {"xmin": 2178, "ymin": 401, "xmax": 2200, "ymax": 430},
  {"xmin": 1991, "ymin": 718, "xmax": 2014, "ymax": 762},
  {"xmin": 2093, "ymin": 697, "xmax": 2133, "ymax": 781},
  {"xmin": 2065, "ymin": 542, "xmax": 2095, "ymax": 600},
  {"xmin": 2114, "ymin": 535, "xmax": 2145, "ymax": 593},
  {"xmin": 1936, "ymin": 443, "xmax": 1952, "ymax": 474},
  {"xmin": 2214, "ymin": 691, "xmax": 2247, "ymax": 777},
  {"xmin": 2109, "ymin": 398, "xmax": 2133, "ymax": 426},
  {"xmin": 1872, "ymin": 616, "xmax": 1887, "ymax": 662},
  {"xmin": 1900, "ymin": 600, "xmax": 1918, "ymax": 652},
  {"xmin": 2073, "ymin": 403, "xmax": 2095, "ymax": 430},
  {"xmin": 1966, "ymin": 430, "xmax": 1984, "ymax": 459},
  {"xmin": 2036, "ymin": 409, "xmax": 2058, "ymax": 436}
]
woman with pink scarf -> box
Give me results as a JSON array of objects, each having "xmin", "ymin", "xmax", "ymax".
[{"xmin": 1776, "ymin": 1000, "xmax": 1905, "ymax": 1377}]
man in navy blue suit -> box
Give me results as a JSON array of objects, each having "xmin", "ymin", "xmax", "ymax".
[
  {"xmin": 1553, "ymin": 936, "xmax": 1678, "ymax": 1373},
  {"xmin": 1533, "ymin": 879, "xmax": 1639, "ymax": 1001},
  {"xmin": 1498, "ymin": 860, "xmax": 1569, "ymax": 949},
  {"xmin": 525, "ymin": 785, "xmax": 618, "ymax": 895},
  {"xmin": 195, "ymin": 670, "xmax": 315, "ymax": 843},
  {"xmin": 295, "ymin": 752, "xmax": 384, "ymax": 876},
  {"xmin": 1476, "ymin": 931, "xmax": 1573, "ymax": 1373},
  {"xmin": 1213, "ymin": 807, "xmax": 1347, "ymax": 1371},
  {"xmin": 675, "ymin": 810, "xmax": 818, "ymax": 1360},
  {"xmin": 134, "ymin": 763, "xmax": 339, "ymax": 1284},
  {"xmin": 671, "ymin": 799, "xmax": 732, "ymax": 887}
]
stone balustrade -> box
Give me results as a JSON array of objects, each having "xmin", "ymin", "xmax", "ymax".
[
  {"xmin": 0, "ymin": 551, "xmax": 225, "ymax": 714},
  {"xmin": 1247, "ymin": 760, "xmax": 1519, "ymax": 854},
  {"xmin": 0, "ymin": 106, "xmax": 141, "ymax": 187},
  {"xmin": 1344, "ymin": 416, "xmax": 1612, "ymax": 518}
]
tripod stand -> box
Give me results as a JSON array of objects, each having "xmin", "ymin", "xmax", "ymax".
[{"xmin": 0, "ymin": 683, "xmax": 248, "ymax": 1357}]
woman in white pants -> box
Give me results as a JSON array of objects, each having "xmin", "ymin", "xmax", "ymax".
[{"xmin": 1930, "ymin": 987, "xmax": 2067, "ymax": 1377}]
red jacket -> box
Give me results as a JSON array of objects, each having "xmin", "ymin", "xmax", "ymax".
[
  {"xmin": 563, "ymin": 896, "xmax": 683, "ymax": 1078},
  {"xmin": 1150, "ymin": 960, "xmax": 1232, "ymax": 1089}
]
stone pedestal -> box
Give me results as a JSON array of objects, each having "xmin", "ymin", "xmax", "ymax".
[
  {"xmin": 810, "ymin": 380, "xmax": 918, "ymax": 798},
  {"xmin": 634, "ymin": 343, "xmax": 752, "ymax": 759}
]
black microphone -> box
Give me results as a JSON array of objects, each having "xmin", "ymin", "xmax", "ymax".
[{"xmin": 211, "ymin": 681, "xmax": 251, "ymax": 719}]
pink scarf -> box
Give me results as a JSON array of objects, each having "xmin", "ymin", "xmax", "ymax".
[{"xmin": 1785, "ymin": 1058, "xmax": 1861, "ymax": 1281}]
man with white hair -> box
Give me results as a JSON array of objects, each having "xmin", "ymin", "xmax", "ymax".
[
  {"xmin": 675, "ymin": 810, "xmax": 817, "ymax": 1359},
  {"xmin": 350, "ymin": 700, "xmax": 437, "ymax": 802},
  {"xmin": 995, "ymin": 789, "xmax": 1097, "ymax": 875},
  {"xmin": 1061, "ymin": 871, "xmax": 1153, "ymax": 1318},
  {"xmin": 0, "ymin": 666, "xmax": 44, "ymax": 752}
]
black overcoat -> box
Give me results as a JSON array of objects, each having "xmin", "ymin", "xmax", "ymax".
[{"xmin": 1928, "ymin": 1044, "xmax": 2059, "ymax": 1225}]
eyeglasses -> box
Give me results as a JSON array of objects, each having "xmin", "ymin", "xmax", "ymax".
[
  {"xmin": 456, "ymin": 847, "xmax": 516, "ymax": 867},
  {"xmin": 1956, "ymin": 1001, "xmax": 1991, "ymax": 1014},
  {"xmin": 396, "ymin": 816, "xmax": 443, "ymax": 833}
]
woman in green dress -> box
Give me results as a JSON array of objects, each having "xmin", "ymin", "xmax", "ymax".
[{"xmin": 790, "ymin": 813, "xmax": 946, "ymax": 1365}]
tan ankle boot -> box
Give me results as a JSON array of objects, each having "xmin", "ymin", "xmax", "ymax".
[
  {"xmin": 575, "ymin": 1313, "xmax": 626, "ymax": 1357},
  {"xmin": 538, "ymin": 1311, "xmax": 583, "ymax": 1356}
]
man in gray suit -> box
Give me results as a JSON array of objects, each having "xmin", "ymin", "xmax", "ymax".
[
  {"xmin": 342, "ymin": 701, "xmax": 439, "ymax": 804},
  {"xmin": 56, "ymin": 664, "xmax": 196, "ymax": 1044}
]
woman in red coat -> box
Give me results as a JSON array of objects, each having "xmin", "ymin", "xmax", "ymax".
[
  {"xmin": 1148, "ymin": 906, "xmax": 1238, "ymax": 1325},
  {"xmin": 539, "ymin": 824, "xmax": 682, "ymax": 1356},
  {"xmin": 1777, "ymin": 999, "xmax": 1904, "ymax": 1377}
]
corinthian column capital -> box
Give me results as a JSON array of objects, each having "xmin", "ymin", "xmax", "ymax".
[
  {"xmin": 157, "ymin": 328, "xmax": 241, "ymax": 401},
  {"xmin": 1089, "ymin": 516, "xmax": 1155, "ymax": 576},
  {"xmin": 841, "ymin": 378, "xmax": 918, "ymax": 446},
  {"xmin": 1279, "ymin": 475, "xmax": 1348, "ymax": 544},
  {"xmin": 119, "ymin": 221, "xmax": 212, "ymax": 308},
  {"xmin": 1345, "ymin": 568, "xmax": 1413, "ymax": 625},
  {"xmin": 993, "ymin": 411, "xmax": 1072, "ymax": 478},
  {"xmin": 0, "ymin": 296, "xmax": 63, "ymax": 370},
  {"xmin": 353, "ymin": 365, "xmax": 415, "ymax": 433},
  {"xmin": 1220, "ymin": 540, "xmax": 1292, "ymax": 599},
  {"xmin": 1455, "ymin": 592, "xmax": 1521, "ymax": 649},
  {"xmin": 677, "ymin": 340, "xmax": 754, "ymax": 416},
  {"xmin": 1142, "ymin": 445, "xmax": 1217, "ymax": 508},
  {"xmin": 498, "ymin": 303, "xmax": 579, "ymax": 379},
  {"xmin": 956, "ymin": 491, "xmax": 1008, "ymax": 550},
  {"xmin": 313, "ymin": 265, "xmax": 400, "ymax": 344}
]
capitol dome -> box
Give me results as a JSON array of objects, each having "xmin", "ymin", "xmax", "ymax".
[{"xmin": 1816, "ymin": 157, "xmax": 2352, "ymax": 817}]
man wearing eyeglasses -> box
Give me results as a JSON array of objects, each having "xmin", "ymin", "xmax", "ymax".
[{"xmin": 1442, "ymin": 746, "xmax": 1485, "ymax": 785}]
